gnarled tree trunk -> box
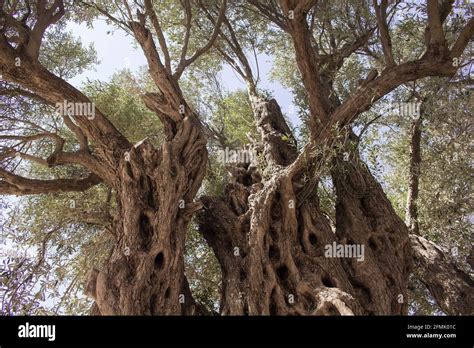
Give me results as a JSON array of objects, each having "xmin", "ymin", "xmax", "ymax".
[
  {"xmin": 86, "ymin": 118, "xmax": 208, "ymax": 315},
  {"xmin": 331, "ymin": 146, "xmax": 411, "ymax": 315},
  {"xmin": 199, "ymin": 97, "xmax": 368, "ymax": 315}
]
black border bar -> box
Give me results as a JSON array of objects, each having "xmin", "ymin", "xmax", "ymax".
[{"xmin": 0, "ymin": 315, "xmax": 472, "ymax": 346}]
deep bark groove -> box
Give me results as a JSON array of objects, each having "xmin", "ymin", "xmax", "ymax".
[
  {"xmin": 332, "ymin": 150, "xmax": 411, "ymax": 315},
  {"xmin": 88, "ymin": 118, "xmax": 208, "ymax": 314}
]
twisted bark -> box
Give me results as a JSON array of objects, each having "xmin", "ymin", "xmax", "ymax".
[
  {"xmin": 87, "ymin": 121, "xmax": 208, "ymax": 314},
  {"xmin": 410, "ymin": 234, "xmax": 474, "ymax": 315},
  {"xmin": 332, "ymin": 150, "xmax": 411, "ymax": 315}
]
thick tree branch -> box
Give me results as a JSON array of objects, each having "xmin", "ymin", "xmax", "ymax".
[
  {"xmin": 145, "ymin": 0, "xmax": 172, "ymax": 74},
  {"xmin": 143, "ymin": 0, "xmax": 172, "ymax": 74},
  {"xmin": 129, "ymin": 21, "xmax": 185, "ymax": 122},
  {"xmin": 280, "ymin": 0, "xmax": 332, "ymax": 134},
  {"xmin": 426, "ymin": 0, "xmax": 448, "ymax": 56},
  {"xmin": 0, "ymin": 35, "xmax": 131, "ymax": 175},
  {"xmin": 26, "ymin": 0, "xmax": 65, "ymax": 59},
  {"xmin": 287, "ymin": 56, "xmax": 467, "ymax": 181},
  {"xmin": 198, "ymin": 2, "xmax": 297, "ymax": 167},
  {"xmin": 450, "ymin": 17, "xmax": 474, "ymax": 59},
  {"xmin": 0, "ymin": 169, "xmax": 101, "ymax": 196},
  {"xmin": 0, "ymin": 132, "xmax": 108, "ymax": 180},
  {"xmin": 61, "ymin": 114, "xmax": 89, "ymax": 151}
]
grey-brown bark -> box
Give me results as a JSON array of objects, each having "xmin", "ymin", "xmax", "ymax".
[
  {"xmin": 406, "ymin": 118, "xmax": 422, "ymax": 235},
  {"xmin": 198, "ymin": 99, "xmax": 365, "ymax": 315},
  {"xmin": 199, "ymin": 164, "xmax": 365, "ymax": 315},
  {"xmin": 332, "ymin": 146, "xmax": 411, "ymax": 315},
  {"xmin": 87, "ymin": 134, "xmax": 208, "ymax": 315},
  {"xmin": 248, "ymin": 91, "xmax": 298, "ymax": 169},
  {"xmin": 410, "ymin": 234, "xmax": 474, "ymax": 315}
]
